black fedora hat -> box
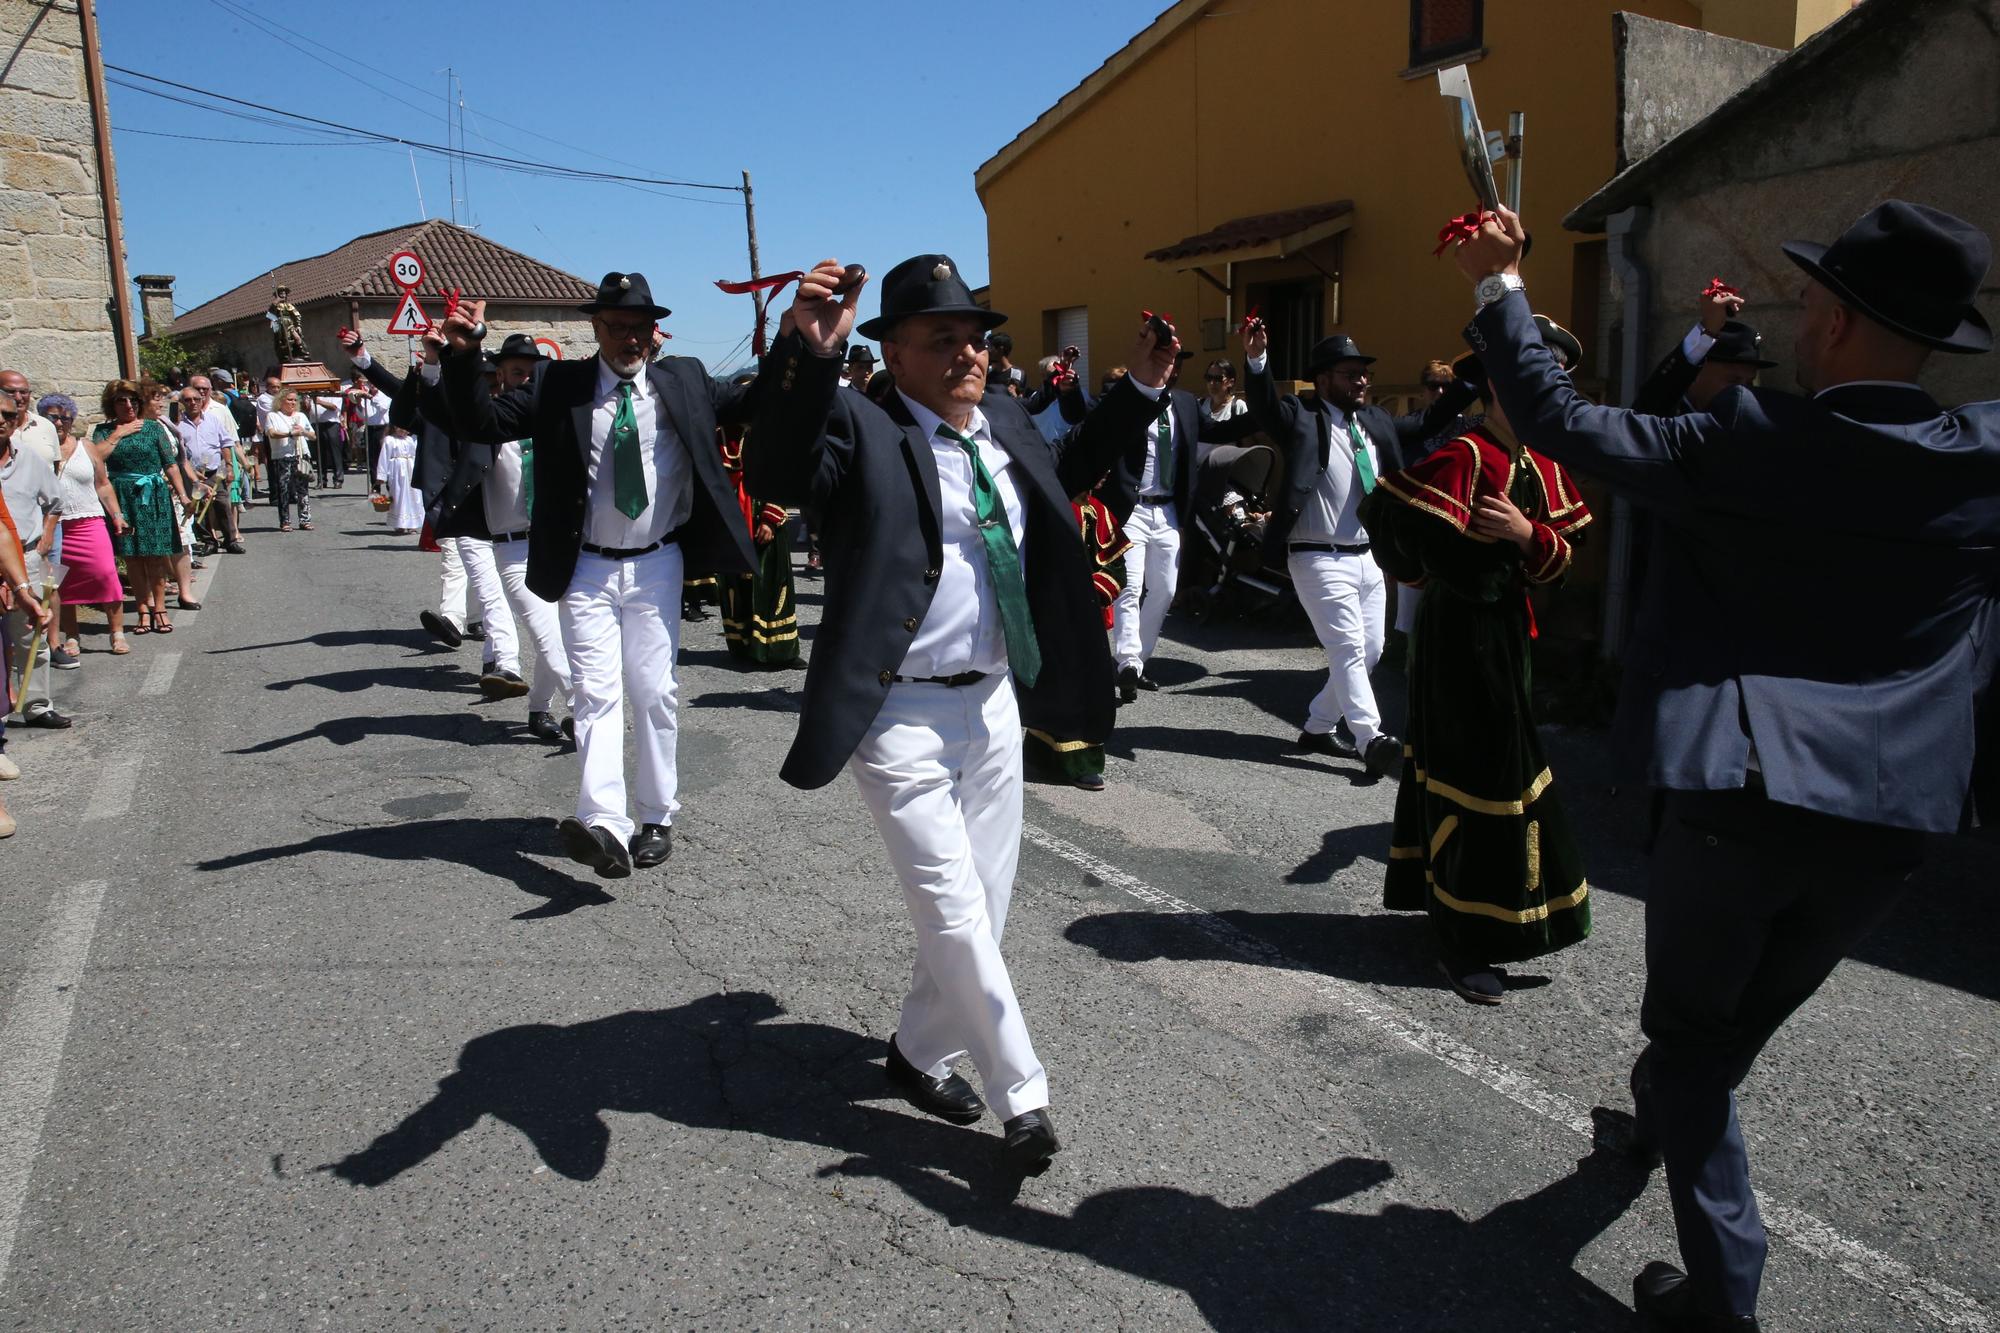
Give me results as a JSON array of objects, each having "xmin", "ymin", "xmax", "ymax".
[
  {"xmin": 856, "ymin": 254, "xmax": 1006, "ymax": 342},
  {"xmin": 1534, "ymin": 315, "xmax": 1584, "ymax": 372},
  {"xmin": 844, "ymin": 344, "xmax": 876, "ymax": 365},
  {"xmin": 580, "ymin": 271, "xmax": 671, "ymax": 321},
  {"xmin": 1305, "ymin": 334, "xmax": 1375, "ymax": 375},
  {"xmin": 1708, "ymin": 320, "xmax": 1778, "ymax": 368},
  {"xmin": 494, "ymin": 332, "xmax": 546, "ymax": 362},
  {"xmin": 1781, "ymin": 201, "xmax": 1990, "ymax": 354}
]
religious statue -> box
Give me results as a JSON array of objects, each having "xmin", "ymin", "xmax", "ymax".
[{"xmin": 268, "ymin": 285, "xmax": 307, "ymax": 363}]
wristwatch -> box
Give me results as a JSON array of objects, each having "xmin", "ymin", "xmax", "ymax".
[{"xmin": 1475, "ymin": 273, "xmax": 1526, "ymax": 309}]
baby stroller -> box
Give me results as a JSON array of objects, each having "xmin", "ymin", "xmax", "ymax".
[{"xmin": 1181, "ymin": 443, "xmax": 1290, "ymax": 621}]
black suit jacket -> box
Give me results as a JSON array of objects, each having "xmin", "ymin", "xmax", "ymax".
[
  {"xmin": 1094, "ymin": 386, "xmax": 1242, "ymax": 523},
  {"xmin": 1242, "ymin": 359, "xmax": 1477, "ymax": 556},
  {"xmin": 354, "ymin": 357, "xmax": 483, "ymax": 537},
  {"xmin": 746, "ymin": 330, "xmax": 1158, "ymax": 790},
  {"xmin": 1630, "ymin": 339, "xmax": 1703, "ymax": 416},
  {"xmin": 1471, "ymin": 290, "xmax": 2000, "ymax": 833},
  {"xmin": 444, "ymin": 350, "xmax": 755, "ymax": 601}
]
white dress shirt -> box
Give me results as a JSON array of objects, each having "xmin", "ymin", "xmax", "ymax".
[
  {"xmin": 1135, "ymin": 397, "xmax": 1177, "ymax": 498},
  {"xmin": 896, "ymin": 391, "xmax": 1028, "ymax": 678},
  {"xmin": 584, "ymin": 356, "xmax": 691, "ymax": 549},
  {"xmin": 483, "ymin": 439, "xmax": 531, "ymax": 534},
  {"xmin": 1292, "ymin": 404, "xmax": 1378, "ymax": 546}
]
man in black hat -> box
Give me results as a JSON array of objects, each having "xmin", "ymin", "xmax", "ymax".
[
  {"xmin": 842, "ymin": 344, "xmax": 876, "ymax": 392},
  {"xmin": 1239, "ymin": 324, "xmax": 1477, "ymax": 773},
  {"xmin": 746, "ymin": 255, "xmax": 1170, "ymax": 1172},
  {"xmin": 1449, "ymin": 199, "xmax": 1999, "ymax": 1331},
  {"xmin": 1633, "ymin": 284, "xmax": 1781, "ymax": 415},
  {"xmin": 439, "ymin": 273, "xmax": 756, "ymax": 878}
]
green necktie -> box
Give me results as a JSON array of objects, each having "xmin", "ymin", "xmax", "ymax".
[
  {"xmin": 519, "ymin": 438, "xmax": 534, "ymax": 518},
  {"xmin": 937, "ymin": 423, "xmax": 1041, "ymax": 688},
  {"xmin": 611, "ymin": 380, "xmax": 647, "ymax": 519},
  {"xmin": 1155, "ymin": 404, "xmax": 1175, "ymax": 490},
  {"xmin": 1347, "ymin": 417, "xmax": 1377, "ymax": 493}
]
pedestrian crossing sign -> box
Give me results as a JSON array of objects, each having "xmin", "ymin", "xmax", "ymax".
[{"xmin": 387, "ymin": 291, "xmax": 432, "ymax": 337}]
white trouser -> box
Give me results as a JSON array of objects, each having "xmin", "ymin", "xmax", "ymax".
[
  {"xmin": 453, "ymin": 537, "xmax": 514, "ymax": 672},
  {"xmin": 492, "ymin": 536, "xmax": 572, "ymax": 714},
  {"xmin": 1394, "ymin": 581, "xmax": 1422, "ymax": 635},
  {"xmin": 440, "ymin": 539, "xmax": 468, "ymax": 625},
  {"xmin": 560, "ymin": 544, "xmax": 683, "ymax": 843},
  {"xmin": 1112, "ymin": 499, "xmax": 1182, "ymax": 673},
  {"xmin": 847, "ymin": 672, "xmax": 1048, "ymax": 1120},
  {"xmin": 1287, "ymin": 547, "xmax": 1387, "ymax": 745}
]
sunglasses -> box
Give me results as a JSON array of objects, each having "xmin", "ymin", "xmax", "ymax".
[
  {"xmin": 0, "ymin": 409, "xmax": 18, "ymax": 423},
  {"xmin": 1204, "ymin": 373, "xmax": 1232, "ymax": 382}
]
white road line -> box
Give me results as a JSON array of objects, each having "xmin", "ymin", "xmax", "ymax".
[
  {"xmin": 0, "ymin": 880, "xmax": 110, "ymax": 1297},
  {"xmin": 1022, "ymin": 822, "xmax": 1993, "ymax": 1332},
  {"xmin": 138, "ymin": 651, "xmax": 182, "ymax": 698},
  {"xmin": 83, "ymin": 756, "xmax": 140, "ymax": 822}
]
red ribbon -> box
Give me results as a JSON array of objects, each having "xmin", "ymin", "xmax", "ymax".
[
  {"xmin": 1237, "ymin": 305, "xmax": 1263, "ymax": 336},
  {"xmin": 715, "ymin": 271, "xmax": 805, "ymax": 296},
  {"xmin": 1703, "ymin": 276, "xmax": 1742, "ymax": 302},
  {"xmin": 437, "ymin": 287, "xmax": 462, "ymax": 322},
  {"xmin": 1433, "ymin": 211, "xmax": 1494, "ymax": 258}
]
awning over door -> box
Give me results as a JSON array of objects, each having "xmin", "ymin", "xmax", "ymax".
[{"xmin": 1143, "ymin": 200, "xmax": 1354, "ymax": 269}]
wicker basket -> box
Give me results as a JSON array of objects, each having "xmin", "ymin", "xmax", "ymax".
[{"xmin": 370, "ymin": 493, "xmax": 392, "ymax": 512}]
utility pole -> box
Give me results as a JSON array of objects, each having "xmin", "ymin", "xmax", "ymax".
[
  {"xmin": 78, "ymin": 0, "xmax": 137, "ymax": 377},
  {"xmin": 741, "ymin": 170, "xmax": 766, "ymax": 356},
  {"xmin": 444, "ymin": 69, "xmax": 456, "ymax": 225}
]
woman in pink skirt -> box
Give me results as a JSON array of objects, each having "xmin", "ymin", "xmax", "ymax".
[{"xmin": 42, "ymin": 393, "xmax": 130, "ymax": 657}]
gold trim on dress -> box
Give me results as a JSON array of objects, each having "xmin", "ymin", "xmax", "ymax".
[
  {"xmin": 1388, "ymin": 844, "xmax": 1424, "ymax": 860},
  {"xmin": 1429, "ymin": 875, "xmax": 1589, "ymax": 924},
  {"xmin": 1409, "ymin": 761, "xmax": 1554, "ymax": 816},
  {"xmin": 1428, "ymin": 814, "xmax": 1460, "ymax": 859},
  {"xmin": 1525, "ymin": 820, "xmax": 1541, "ymax": 892}
]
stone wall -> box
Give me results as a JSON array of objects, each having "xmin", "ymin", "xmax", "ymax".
[
  {"xmin": 1613, "ymin": 12, "xmax": 1784, "ymax": 172},
  {"xmin": 0, "ymin": 0, "xmax": 122, "ymax": 404}
]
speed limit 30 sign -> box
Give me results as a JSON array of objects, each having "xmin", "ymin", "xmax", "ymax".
[{"xmin": 388, "ymin": 250, "xmax": 425, "ymax": 291}]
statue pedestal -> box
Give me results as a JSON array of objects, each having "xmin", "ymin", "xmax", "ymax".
[{"xmin": 278, "ymin": 361, "xmax": 339, "ymax": 392}]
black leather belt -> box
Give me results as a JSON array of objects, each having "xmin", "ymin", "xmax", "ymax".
[
  {"xmin": 1291, "ymin": 541, "xmax": 1371, "ymax": 555},
  {"xmin": 581, "ymin": 523, "xmax": 686, "ymax": 560},
  {"xmin": 1136, "ymin": 495, "xmax": 1173, "ymax": 505},
  {"xmin": 892, "ymin": 671, "xmax": 989, "ymax": 687},
  {"xmin": 489, "ymin": 529, "xmax": 531, "ymax": 544}
]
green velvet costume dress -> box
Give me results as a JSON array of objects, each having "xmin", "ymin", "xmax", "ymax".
[{"xmin": 1359, "ymin": 421, "xmax": 1592, "ymax": 964}]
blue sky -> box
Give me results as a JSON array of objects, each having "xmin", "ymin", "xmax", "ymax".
[{"xmin": 103, "ymin": 0, "xmax": 1161, "ymax": 369}]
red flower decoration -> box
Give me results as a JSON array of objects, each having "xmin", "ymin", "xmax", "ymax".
[
  {"xmin": 1433, "ymin": 211, "xmax": 1494, "ymax": 258},
  {"xmin": 1703, "ymin": 276, "xmax": 1742, "ymax": 301}
]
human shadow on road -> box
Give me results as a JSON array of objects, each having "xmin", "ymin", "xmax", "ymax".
[
  {"xmin": 231, "ymin": 711, "xmax": 496, "ymax": 753},
  {"xmin": 826, "ymin": 1127, "xmax": 1643, "ymax": 1330},
  {"xmin": 1285, "ymin": 820, "xmax": 1396, "ymax": 881},
  {"xmin": 1106, "ymin": 723, "xmax": 1379, "ymax": 783},
  {"xmin": 1066, "ymin": 909, "xmax": 1550, "ymax": 996},
  {"xmin": 207, "ymin": 627, "xmax": 449, "ymax": 656},
  {"xmin": 687, "ymin": 688, "xmax": 803, "ymax": 714},
  {"xmin": 197, "ymin": 815, "xmax": 612, "ymax": 920},
  {"xmin": 319, "ymin": 992, "xmax": 1012, "ymax": 1191},
  {"xmin": 265, "ymin": 663, "xmax": 468, "ymax": 695}
]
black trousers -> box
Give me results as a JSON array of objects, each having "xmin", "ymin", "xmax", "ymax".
[
  {"xmin": 1634, "ymin": 786, "xmax": 1925, "ymax": 1317},
  {"xmin": 366, "ymin": 424, "xmax": 386, "ymax": 486},
  {"xmin": 316, "ymin": 423, "xmax": 344, "ymax": 485}
]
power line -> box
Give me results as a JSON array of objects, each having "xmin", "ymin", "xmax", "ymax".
[
  {"xmin": 104, "ymin": 64, "xmax": 743, "ymax": 193},
  {"xmin": 115, "ymin": 126, "xmax": 385, "ymax": 149}
]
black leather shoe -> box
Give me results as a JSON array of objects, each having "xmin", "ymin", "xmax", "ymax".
[
  {"xmin": 558, "ymin": 816, "xmax": 631, "ymax": 879},
  {"xmin": 224, "ymin": 540, "xmax": 246, "ymax": 555},
  {"xmin": 1332, "ymin": 717, "xmax": 1361, "ymax": 759},
  {"xmin": 886, "ymin": 1035, "xmax": 986, "ymax": 1124},
  {"xmin": 1295, "ymin": 729, "xmax": 1338, "ymax": 755},
  {"xmin": 23, "ymin": 708, "xmax": 72, "ymax": 730},
  {"xmin": 1437, "ymin": 956, "xmax": 1504, "ymax": 1005},
  {"xmin": 1117, "ymin": 665, "xmax": 1140, "ymax": 704},
  {"xmin": 1135, "ymin": 672, "xmax": 1160, "ymax": 691},
  {"xmin": 1071, "ymin": 772, "xmax": 1105, "ymax": 791},
  {"xmin": 1001, "ymin": 1107, "xmax": 1061, "ymax": 1172},
  {"xmin": 1363, "ymin": 733, "xmax": 1406, "ymax": 779},
  {"xmin": 525, "ymin": 711, "xmax": 565, "ymax": 742},
  {"xmin": 1633, "ymin": 1262, "xmax": 1760, "ymax": 1330},
  {"xmin": 479, "ymin": 668, "xmax": 530, "ymax": 700},
  {"xmin": 464, "ymin": 621, "xmax": 487, "ymax": 641},
  {"xmin": 561, "ymin": 716, "xmax": 576, "ymax": 741},
  {"xmin": 419, "ymin": 610, "xmax": 463, "ymax": 648},
  {"xmin": 629, "ymin": 823, "xmax": 672, "ymax": 869}
]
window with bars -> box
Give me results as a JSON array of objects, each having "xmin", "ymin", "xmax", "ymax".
[{"xmin": 1410, "ymin": 0, "xmax": 1483, "ymax": 68}]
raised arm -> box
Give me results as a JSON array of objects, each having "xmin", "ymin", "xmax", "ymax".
[
  {"xmin": 436, "ymin": 298, "xmax": 536, "ymax": 444},
  {"xmin": 745, "ymin": 260, "xmax": 869, "ymax": 508},
  {"xmin": 1050, "ymin": 317, "xmax": 1181, "ymax": 494},
  {"xmin": 1237, "ymin": 320, "xmax": 1300, "ymax": 440}
]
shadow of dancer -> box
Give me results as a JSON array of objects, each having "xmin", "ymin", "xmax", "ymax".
[
  {"xmin": 319, "ymin": 993, "xmax": 1024, "ymax": 1192},
  {"xmin": 828, "ymin": 1129, "xmax": 1646, "ymax": 1331},
  {"xmin": 231, "ymin": 712, "xmax": 493, "ymax": 754},
  {"xmin": 197, "ymin": 815, "xmax": 612, "ymax": 921}
]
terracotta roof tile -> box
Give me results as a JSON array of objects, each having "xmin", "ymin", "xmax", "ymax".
[
  {"xmin": 173, "ymin": 219, "xmax": 596, "ymax": 335},
  {"xmin": 1145, "ymin": 201, "xmax": 1355, "ymax": 263}
]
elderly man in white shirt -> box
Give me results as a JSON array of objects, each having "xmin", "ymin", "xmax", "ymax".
[{"xmin": 1, "ymin": 370, "xmax": 60, "ymax": 468}]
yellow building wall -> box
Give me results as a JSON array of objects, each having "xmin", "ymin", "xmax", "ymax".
[
  {"xmin": 980, "ymin": 0, "xmax": 1738, "ymax": 396},
  {"xmin": 1695, "ymin": 0, "xmax": 1853, "ymax": 47}
]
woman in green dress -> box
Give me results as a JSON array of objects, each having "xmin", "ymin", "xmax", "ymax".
[
  {"xmin": 95, "ymin": 379, "xmax": 191, "ymax": 634},
  {"xmin": 1358, "ymin": 349, "xmax": 1593, "ymax": 1006}
]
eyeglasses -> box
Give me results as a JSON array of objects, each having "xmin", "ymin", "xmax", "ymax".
[
  {"xmin": 0, "ymin": 409, "xmax": 19, "ymax": 423},
  {"xmin": 44, "ymin": 410, "xmax": 73, "ymax": 420},
  {"xmin": 1204, "ymin": 373, "xmax": 1231, "ymax": 383}
]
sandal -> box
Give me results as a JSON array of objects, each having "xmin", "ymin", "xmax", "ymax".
[
  {"xmin": 109, "ymin": 633, "xmax": 130, "ymax": 655},
  {"xmin": 132, "ymin": 609, "xmax": 153, "ymax": 635},
  {"xmin": 299, "ymin": 522, "xmax": 314, "ymax": 531},
  {"xmin": 279, "ymin": 523, "xmax": 292, "ymax": 533},
  {"xmin": 155, "ymin": 614, "xmax": 174, "ymax": 633}
]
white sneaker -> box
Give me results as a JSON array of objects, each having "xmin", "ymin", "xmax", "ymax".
[{"xmin": 0, "ymin": 754, "xmax": 18, "ymax": 781}]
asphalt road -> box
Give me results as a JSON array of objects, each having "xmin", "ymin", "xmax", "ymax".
[{"xmin": 1, "ymin": 489, "xmax": 1993, "ymax": 1331}]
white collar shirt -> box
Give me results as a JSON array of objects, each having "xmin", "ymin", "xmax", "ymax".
[
  {"xmin": 362, "ymin": 387, "xmax": 391, "ymax": 426},
  {"xmin": 174, "ymin": 406, "xmax": 233, "ymax": 471},
  {"xmin": 483, "ymin": 439, "xmax": 531, "ymax": 536},
  {"xmin": 585, "ymin": 355, "xmax": 690, "ymax": 549},
  {"xmin": 896, "ymin": 390, "xmax": 1027, "ymax": 678},
  {"xmin": 310, "ymin": 393, "xmax": 342, "ymax": 425},
  {"xmin": 1136, "ymin": 394, "xmax": 1177, "ymax": 498},
  {"xmin": 13, "ymin": 412, "xmax": 58, "ymax": 468},
  {"xmin": 1291, "ymin": 403, "xmax": 1376, "ymax": 545}
]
